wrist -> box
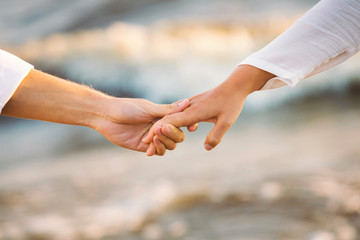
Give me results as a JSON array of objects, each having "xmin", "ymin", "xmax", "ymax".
[
  {"xmin": 83, "ymin": 92, "xmax": 113, "ymax": 129},
  {"xmin": 88, "ymin": 96, "xmax": 139, "ymax": 130},
  {"xmin": 222, "ymin": 65, "xmax": 275, "ymax": 95}
]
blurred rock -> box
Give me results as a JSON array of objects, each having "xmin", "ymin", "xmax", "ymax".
[
  {"xmin": 336, "ymin": 225, "xmax": 357, "ymax": 240},
  {"xmin": 142, "ymin": 223, "xmax": 163, "ymax": 240},
  {"xmin": 81, "ymin": 224, "xmax": 105, "ymax": 240},
  {"xmin": 2, "ymin": 223, "xmax": 24, "ymax": 239},
  {"xmin": 259, "ymin": 181, "xmax": 283, "ymax": 200},
  {"xmin": 307, "ymin": 231, "xmax": 336, "ymax": 240},
  {"xmin": 168, "ymin": 220, "xmax": 188, "ymax": 238},
  {"xmin": 25, "ymin": 215, "xmax": 75, "ymax": 240}
]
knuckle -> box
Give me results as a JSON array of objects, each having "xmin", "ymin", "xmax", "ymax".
[
  {"xmin": 221, "ymin": 120, "xmax": 233, "ymax": 129},
  {"xmin": 155, "ymin": 130, "xmax": 164, "ymax": 139},
  {"xmin": 162, "ymin": 115, "xmax": 171, "ymax": 123}
]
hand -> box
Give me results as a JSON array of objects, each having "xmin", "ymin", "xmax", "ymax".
[
  {"xmin": 1, "ymin": 69, "xmax": 196, "ymax": 156},
  {"xmin": 92, "ymin": 97, "xmax": 197, "ymax": 156},
  {"xmin": 143, "ymin": 65, "xmax": 275, "ymax": 155}
]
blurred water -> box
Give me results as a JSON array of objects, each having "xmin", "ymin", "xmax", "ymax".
[
  {"xmin": 0, "ymin": 0, "xmax": 317, "ymax": 44},
  {"xmin": 1, "ymin": 1, "xmax": 360, "ymax": 239},
  {"xmin": 2, "ymin": 0, "xmax": 360, "ymax": 104}
]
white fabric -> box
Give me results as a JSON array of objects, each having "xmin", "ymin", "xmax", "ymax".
[
  {"xmin": 0, "ymin": 49, "xmax": 33, "ymax": 113},
  {"xmin": 240, "ymin": 0, "xmax": 360, "ymax": 90}
]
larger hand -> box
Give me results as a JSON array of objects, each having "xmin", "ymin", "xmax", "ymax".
[
  {"xmin": 92, "ymin": 98, "xmax": 195, "ymax": 154},
  {"xmin": 2, "ymin": 69, "xmax": 195, "ymax": 156}
]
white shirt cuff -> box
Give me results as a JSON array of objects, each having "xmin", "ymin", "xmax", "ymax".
[
  {"xmin": 239, "ymin": 58, "xmax": 300, "ymax": 90},
  {"xmin": 0, "ymin": 50, "xmax": 34, "ymax": 113},
  {"xmin": 238, "ymin": 0, "xmax": 360, "ymax": 91}
]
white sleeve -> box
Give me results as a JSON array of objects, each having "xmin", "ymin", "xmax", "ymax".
[
  {"xmin": 240, "ymin": 0, "xmax": 360, "ymax": 90},
  {"xmin": 0, "ymin": 49, "xmax": 34, "ymax": 113}
]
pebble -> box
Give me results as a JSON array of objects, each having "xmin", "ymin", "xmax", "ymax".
[
  {"xmin": 25, "ymin": 215, "xmax": 75, "ymax": 240},
  {"xmin": 336, "ymin": 225, "xmax": 357, "ymax": 240},
  {"xmin": 2, "ymin": 223, "xmax": 24, "ymax": 239},
  {"xmin": 307, "ymin": 231, "xmax": 336, "ymax": 240},
  {"xmin": 259, "ymin": 181, "xmax": 283, "ymax": 200},
  {"xmin": 168, "ymin": 220, "xmax": 188, "ymax": 238},
  {"xmin": 82, "ymin": 224, "xmax": 105, "ymax": 240},
  {"xmin": 142, "ymin": 223, "xmax": 163, "ymax": 240}
]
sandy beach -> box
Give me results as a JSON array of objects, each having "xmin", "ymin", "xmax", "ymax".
[{"xmin": 1, "ymin": 99, "xmax": 360, "ymax": 240}]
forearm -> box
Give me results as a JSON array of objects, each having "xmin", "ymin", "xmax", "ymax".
[
  {"xmin": 2, "ymin": 69, "xmax": 108, "ymax": 128},
  {"xmin": 240, "ymin": 0, "xmax": 360, "ymax": 90}
]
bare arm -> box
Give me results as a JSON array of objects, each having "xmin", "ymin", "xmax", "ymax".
[
  {"xmin": 144, "ymin": 0, "xmax": 360, "ymax": 154},
  {"xmin": 2, "ymin": 69, "xmax": 192, "ymax": 155},
  {"xmin": 2, "ymin": 69, "xmax": 107, "ymax": 126},
  {"xmin": 143, "ymin": 65, "xmax": 274, "ymax": 154}
]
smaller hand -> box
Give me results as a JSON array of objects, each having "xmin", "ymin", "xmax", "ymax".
[
  {"xmin": 143, "ymin": 87, "xmax": 246, "ymax": 156},
  {"xmin": 143, "ymin": 65, "xmax": 275, "ymax": 155}
]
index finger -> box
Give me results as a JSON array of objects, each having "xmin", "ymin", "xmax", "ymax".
[
  {"xmin": 161, "ymin": 124, "xmax": 186, "ymax": 143},
  {"xmin": 142, "ymin": 111, "xmax": 197, "ymax": 143}
]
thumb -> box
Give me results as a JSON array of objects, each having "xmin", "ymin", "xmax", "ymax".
[
  {"xmin": 204, "ymin": 118, "xmax": 232, "ymax": 151},
  {"xmin": 151, "ymin": 99, "xmax": 190, "ymax": 118}
]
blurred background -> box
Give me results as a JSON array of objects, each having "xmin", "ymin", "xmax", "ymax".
[{"xmin": 1, "ymin": 0, "xmax": 360, "ymax": 239}]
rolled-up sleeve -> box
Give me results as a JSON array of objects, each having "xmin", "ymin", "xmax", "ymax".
[
  {"xmin": 0, "ymin": 49, "xmax": 33, "ymax": 113},
  {"xmin": 240, "ymin": 0, "xmax": 360, "ymax": 90}
]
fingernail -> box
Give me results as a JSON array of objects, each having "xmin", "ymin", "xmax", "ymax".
[
  {"xmin": 178, "ymin": 99, "xmax": 188, "ymax": 108},
  {"xmin": 164, "ymin": 125, "xmax": 171, "ymax": 135},
  {"xmin": 146, "ymin": 147, "xmax": 152, "ymax": 156},
  {"xmin": 204, "ymin": 144, "xmax": 214, "ymax": 151}
]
